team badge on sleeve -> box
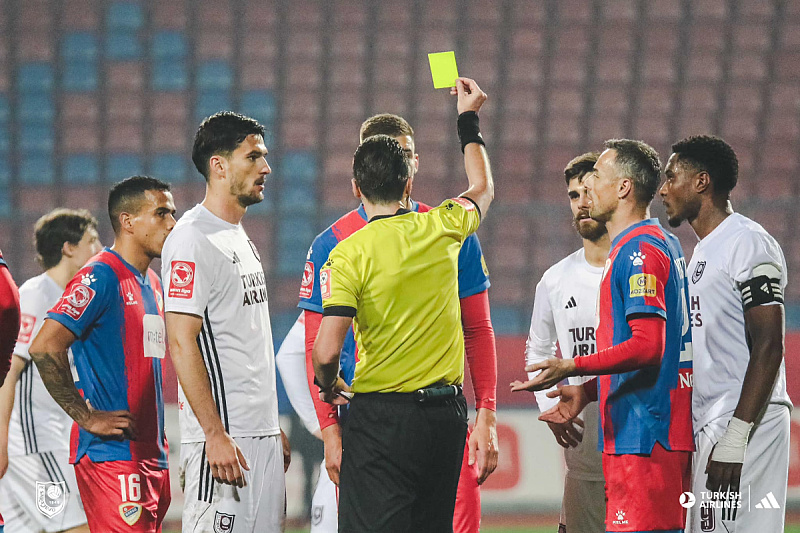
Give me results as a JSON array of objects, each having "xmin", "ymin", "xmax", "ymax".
[
  {"xmin": 320, "ymin": 268, "xmax": 332, "ymax": 300},
  {"xmin": 300, "ymin": 261, "xmax": 314, "ymax": 299},
  {"xmin": 36, "ymin": 481, "xmax": 66, "ymax": 518},
  {"xmin": 629, "ymin": 273, "xmax": 657, "ymax": 298},
  {"xmin": 56, "ymin": 283, "xmax": 96, "ymax": 319},
  {"xmin": 119, "ymin": 502, "xmax": 142, "ymax": 526},
  {"xmin": 169, "ymin": 261, "xmax": 195, "ymax": 299},
  {"xmin": 451, "ymin": 197, "xmax": 476, "ymax": 211},
  {"xmin": 18, "ymin": 313, "xmax": 36, "ymax": 343}
]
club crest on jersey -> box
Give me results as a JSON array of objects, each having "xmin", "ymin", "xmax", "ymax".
[
  {"xmin": 169, "ymin": 261, "xmax": 195, "ymax": 299},
  {"xmin": 119, "ymin": 502, "xmax": 143, "ymax": 526},
  {"xmin": 18, "ymin": 313, "xmax": 36, "ymax": 343},
  {"xmin": 214, "ymin": 511, "xmax": 235, "ymax": 532},
  {"xmin": 36, "ymin": 481, "xmax": 66, "ymax": 518},
  {"xmin": 320, "ymin": 268, "xmax": 332, "ymax": 300},
  {"xmin": 57, "ymin": 283, "xmax": 96, "ymax": 319},
  {"xmin": 692, "ymin": 261, "xmax": 706, "ymax": 284},
  {"xmin": 300, "ymin": 261, "xmax": 314, "ymax": 299},
  {"xmin": 629, "ymin": 273, "xmax": 657, "ymax": 298},
  {"xmin": 248, "ymin": 239, "xmax": 261, "ymax": 262},
  {"xmin": 630, "ymin": 251, "xmax": 645, "ymax": 266}
]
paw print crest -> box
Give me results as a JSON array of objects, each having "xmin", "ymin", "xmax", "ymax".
[
  {"xmin": 80, "ymin": 273, "xmax": 97, "ymax": 286},
  {"xmin": 629, "ymin": 251, "xmax": 646, "ymax": 266},
  {"xmin": 616, "ymin": 510, "xmax": 625, "ymax": 521}
]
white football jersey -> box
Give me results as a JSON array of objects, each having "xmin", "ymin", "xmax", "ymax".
[
  {"xmin": 275, "ymin": 313, "xmax": 320, "ymax": 436},
  {"xmin": 11, "ymin": 273, "xmax": 76, "ymax": 456},
  {"xmin": 688, "ymin": 213, "xmax": 791, "ymax": 432},
  {"xmin": 525, "ymin": 247, "xmax": 604, "ymax": 481},
  {"xmin": 162, "ymin": 204, "xmax": 280, "ymax": 442}
]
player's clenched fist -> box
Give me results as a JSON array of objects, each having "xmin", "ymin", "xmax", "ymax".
[
  {"xmin": 450, "ymin": 77, "xmax": 487, "ymax": 115},
  {"xmin": 205, "ymin": 429, "xmax": 250, "ymax": 488}
]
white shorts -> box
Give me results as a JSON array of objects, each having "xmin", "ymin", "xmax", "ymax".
[
  {"xmin": 310, "ymin": 460, "xmax": 337, "ymax": 533},
  {"xmin": 0, "ymin": 449, "xmax": 87, "ymax": 533},
  {"xmin": 181, "ymin": 435, "xmax": 286, "ymax": 533},
  {"xmin": 560, "ymin": 476, "xmax": 605, "ymax": 533},
  {"xmin": 688, "ymin": 403, "xmax": 790, "ymax": 533}
]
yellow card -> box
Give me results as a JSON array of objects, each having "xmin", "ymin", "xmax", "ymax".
[{"xmin": 428, "ymin": 51, "xmax": 459, "ymax": 89}]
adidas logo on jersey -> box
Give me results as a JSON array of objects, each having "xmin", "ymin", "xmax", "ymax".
[
  {"xmin": 232, "ymin": 252, "xmax": 241, "ymax": 264},
  {"xmin": 755, "ymin": 492, "xmax": 781, "ymax": 509},
  {"xmin": 564, "ymin": 296, "xmax": 577, "ymax": 309}
]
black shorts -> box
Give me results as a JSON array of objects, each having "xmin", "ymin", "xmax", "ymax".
[{"xmin": 338, "ymin": 390, "xmax": 468, "ymax": 533}]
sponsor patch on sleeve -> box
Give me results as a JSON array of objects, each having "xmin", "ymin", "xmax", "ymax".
[
  {"xmin": 55, "ymin": 283, "xmax": 97, "ymax": 320},
  {"xmin": 450, "ymin": 197, "xmax": 476, "ymax": 211},
  {"xmin": 168, "ymin": 261, "xmax": 196, "ymax": 299},
  {"xmin": 320, "ymin": 268, "xmax": 332, "ymax": 300},
  {"xmin": 299, "ymin": 261, "xmax": 314, "ymax": 299},
  {"xmin": 629, "ymin": 273, "xmax": 657, "ymax": 298},
  {"xmin": 18, "ymin": 313, "xmax": 36, "ymax": 343}
]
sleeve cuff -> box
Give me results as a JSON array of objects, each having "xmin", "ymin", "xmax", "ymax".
[{"xmin": 323, "ymin": 306, "xmax": 356, "ymax": 318}]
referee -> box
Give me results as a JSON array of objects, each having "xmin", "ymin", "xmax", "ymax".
[{"xmin": 312, "ymin": 77, "xmax": 494, "ymax": 533}]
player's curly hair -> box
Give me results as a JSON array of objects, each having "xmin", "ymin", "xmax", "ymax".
[
  {"xmin": 359, "ymin": 114, "xmax": 414, "ymax": 143},
  {"xmin": 671, "ymin": 135, "xmax": 739, "ymax": 195},
  {"xmin": 564, "ymin": 151, "xmax": 600, "ymax": 184},
  {"xmin": 353, "ymin": 135, "xmax": 411, "ymax": 204},
  {"xmin": 192, "ymin": 111, "xmax": 265, "ymax": 180},
  {"xmin": 604, "ymin": 139, "xmax": 662, "ymax": 204},
  {"xmin": 33, "ymin": 208, "xmax": 98, "ymax": 270}
]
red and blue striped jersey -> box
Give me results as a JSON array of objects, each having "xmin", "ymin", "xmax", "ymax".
[
  {"xmin": 597, "ymin": 219, "xmax": 694, "ymax": 454},
  {"xmin": 47, "ymin": 249, "xmax": 169, "ymax": 468}
]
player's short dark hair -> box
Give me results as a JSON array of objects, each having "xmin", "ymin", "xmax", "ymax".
[
  {"xmin": 564, "ymin": 152, "xmax": 600, "ymax": 184},
  {"xmin": 108, "ymin": 176, "xmax": 171, "ymax": 235},
  {"xmin": 359, "ymin": 114, "xmax": 415, "ymax": 143},
  {"xmin": 671, "ymin": 135, "xmax": 739, "ymax": 195},
  {"xmin": 604, "ymin": 139, "xmax": 662, "ymax": 204},
  {"xmin": 192, "ymin": 111, "xmax": 265, "ymax": 180},
  {"xmin": 352, "ymin": 135, "xmax": 411, "ymax": 204},
  {"xmin": 33, "ymin": 208, "xmax": 98, "ymax": 270}
]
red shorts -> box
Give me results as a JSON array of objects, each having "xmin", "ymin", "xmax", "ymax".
[
  {"xmin": 74, "ymin": 456, "xmax": 171, "ymax": 532},
  {"xmin": 454, "ymin": 427, "xmax": 481, "ymax": 533},
  {"xmin": 603, "ymin": 442, "xmax": 691, "ymax": 532}
]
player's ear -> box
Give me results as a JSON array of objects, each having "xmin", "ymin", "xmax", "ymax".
[
  {"xmin": 618, "ymin": 177, "xmax": 633, "ymax": 200},
  {"xmin": 119, "ymin": 211, "xmax": 134, "ymax": 234},
  {"xmin": 351, "ymin": 179, "xmax": 362, "ymax": 200},
  {"xmin": 209, "ymin": 155, "xmax": 226, "ymax": 180},
  {"xmin": 405, "ymin": 176, "xmax": 414, "ymax": 198},
  {"xmin": 695, "ymin": 170, "xmax": 711, "ymax": 194}
]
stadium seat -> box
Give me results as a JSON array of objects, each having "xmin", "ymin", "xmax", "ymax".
[
  {"xmin": 0, "ymin": 155, "xmax": 8, "ymax": 184},
  {"xmin": 0, "ymin": 127, "xmax": 8, "ymax": 154},
  {"xmin": 106, "ymin": 154, "xmax": 143, "ymax": 181},
  {"xmin": 241, "ymin": 59, "xmax": 277, "ymax": 90},
  {"xmin": 153, "ymin": 1, "xmax": 187, "ymax": 30},
  {"xmin": 280, "ymin": 151, "xmax": 317, "ymax": 184},
  {"xmin": 239, "ymin": 90, "xmax": 276, "ymax": 126},
  {"xmin": 19, "ymin": 92, "xmax": 55, "ymax": 123},
  {"xmin": 62, "ymin": 32, "xmax": 99, "ymax": 60},
  {"xmin": 152, "ymin": 124, "xmax": 189, "ymax": 153},
  {"xmin": 107, "ymin": 2, "xmax": 144, "ymax": 30},
  {"xmin": 195, "ymin": 90, "xmax": 233, "ymax": 122},
  {"xmin": 19, "ymin": 123, "xmax": 55, "ymax": 153},
  {"xmin": 107, "ymin": 62, "xmax": 144, "ymax": 91},
  {"xmin": 196, "ymin": 60, "xmax": 234, "ymax": 90},
  {"xmin": 331, "ymin": 30, "xmax": 366, "ymax": 59},
  {"xmin": 196, "ymin": 31, "xmax": 234, "ymax": 59},
  {"xmin": 108, "ymin": 92, "xmax": 144, "ymax": 122},
  {"xmin": 107, "ymin": 123, "xmax": 144, "ymax": 152},
  {"xmin": 282, "ymin": 120, "xmax": 318, "ymax": 150},
  {"xmin": 16, "ymin": 63, "xmax": 54, "ymax": 92},
  {"xmin": 693, "ymin": 0, "xmax": 728, "ymax": 20},
  {"xmin": 19, "ymin": 154, "xmax": 54, "ymax": 185},
  {"xmin": 0, "ymin": 188, "xmax": 11, "ymax": 217},
  {"xmin": 152, "ymin": 60, "xmax": 188, "ymax": 91},
  {"xmin": 61, "ymin": 0, "xmax": 100, "ymax": 30},
  {"xmin": 63, "ymin": 154, "xmax": 100, "ymax": 183},
  {"xmin": 152, "ymin": 31, "xmax": 188, "ymax": 59},
  {"xmin": 105, "ymin": 32, "xmax": 142, "ymax": 60},
  {"xmin": 150, "ymin": 154, "xmax": 188, "ymax": 183},
  {"xmin": 63, "ymin": 60, "xmax": 98, "ymax": 92},
  {"xmin": 62, "ymin": 124, "xmax": 100, "ymax": 153},
  {"xmin": 0, "ymin": 94, "xmax": 7, "ymax": 124},
  {"xmin": 277, "ymin": 215, "xmax": 317, "ymax": 276}
]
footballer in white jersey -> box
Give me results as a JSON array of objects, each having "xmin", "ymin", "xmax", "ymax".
[
  {"xmin": 523, "ymin": 153, "xmax": 607, "ymax": 533},
  {"xmin": 275, "ymin": 313, "xmax": 337, "ymax": 533},
  {"xmin": 661, "ymin": 135, "xmax": 790, "ymax": 532},
  {"xmin": 164, "ymin": 113, "xmax": 288, "ymax": 533},
  {"xmin": 0, "ymin": 209, "xmax": 100, "ymax": 533}
]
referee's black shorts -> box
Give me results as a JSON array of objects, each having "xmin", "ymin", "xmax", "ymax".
[{"xmin": 338, "ymin": 389, "xmax": 468, "ymax": 533}]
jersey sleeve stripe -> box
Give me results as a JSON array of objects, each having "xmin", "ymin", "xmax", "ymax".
[
  {"xmin": 204, "ymin": 310, "xmax": 229, "ymax": 432},
  {"xmin": 196, "ymin": 325, "xmax": 229, "ymax": 434},
  {"xmin": 20, "ymin": 361, "xmax": 37, "ymax": 454}
]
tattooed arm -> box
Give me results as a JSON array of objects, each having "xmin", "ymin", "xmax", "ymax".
[{"xmin": 29, "ymin": 319, "xmax": 137, "ymax": 440}]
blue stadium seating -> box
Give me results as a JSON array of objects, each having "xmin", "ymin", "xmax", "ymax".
[
  {"xmin": 150, "ymin": 153, "xmax": 188, "ymax": 183},
  {"xmin": 105, "ymin": 32, "xmax": 142, "ymax": 60},
  {"xmin": 240, "ymin": 90, "xmax": 276, "ymax": 126},
  {"xmin": 20, "ymin": 123, "xmax": 55, "ymax": 153},
  {"xmin": 107, "ymin": 2, "xmax": 144, "ymax": 30},
  {"xmin": 64, "ymin": 154, "xmax": 100, "ymax": 183},
  {"xmin": 195, "ymin": 90, "xmax": 232, "ymax": 121},
  {"xmin": 0, "ymin": 189, "xmax": 10, "ymax": 217},
  {"xmin": 277, "ymin": 214, "xmax": 316, "ymax": 275},
  {"xmin": 0, "ymin": 156, "xmax": 8, "ymax": 184},
  {"xmin": 63, "ymin": 60, "xmax": 99, "ymax": 92},
  {"xmin": 18, "ymin": 93, "xmax": 55, "ymax": 123},
  {"xmin": 107, "ymin": 154, "xmax": 143, "ymax": 180},
  {"xmin": 152, "ymin": 31, "xmax": 188, "ymax": 59},
  {"xmin": 152, "ymin": 60, "xmax": 188, "ymax": 91},
  {"xmin": 19, "ymin": 154, "xmax": 54, "ymax": 185},
  {"xmin": 0, "ymin": 95, "xmax": 7, "ymax": 124},
  {"xmin": 62, "ymin": 32, "xmax": 99, "ymax": 60},
  {"xmin": 0, "ymin": 129, "xmax": 8, "ymax": 154},
  {"xmin": 196, "ymin": 61, "xmax": 234, "ymax": 90},
  {"xmin": 280, "ymin": 151, "xmax": 317, "ymax": 184},
  {"xmin": 17, "ymin": 63, "xmax": 54, "ymax": 92}
]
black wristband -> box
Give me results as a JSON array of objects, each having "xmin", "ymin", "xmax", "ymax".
[
  {"xmin": 314, "ymin": 376, "xmax": 335, "ymax": 392},
  {"xmin": 457, "ymin": 111, "xmax": 485, "ymax": 153}
]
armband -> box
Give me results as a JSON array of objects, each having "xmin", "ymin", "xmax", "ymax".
[{"xmin": 737, "ymin": 263, "xmax": 783, "ymax": 311}]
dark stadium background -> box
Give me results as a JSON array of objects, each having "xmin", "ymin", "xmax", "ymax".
[{"xmin": 1, "ymin": 0, "xmax": 799, "ymax": 529}]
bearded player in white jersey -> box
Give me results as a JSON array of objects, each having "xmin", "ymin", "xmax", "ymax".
[
  {"xmin": 0, "ymin": 209, "xmax": 100, "ymax": 533},
  {"xmin": 660, "ymin": 135, "xmax": 790, "ymax": 532},
  {"xmin": 524, "ymin": 153, "xmax": 608, "ymax": 533},
  {"xmin": 163, "ymin": 112, "xmax": 291, "ymax": 533}
]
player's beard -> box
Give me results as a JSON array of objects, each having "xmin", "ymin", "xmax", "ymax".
[
  {"xmin": 230, "ymin": 176, "xmax": 264, "ymax": 207},
  {"xmin": 573, "ymin": 213, "xmax": 608, "ymax": 241}
]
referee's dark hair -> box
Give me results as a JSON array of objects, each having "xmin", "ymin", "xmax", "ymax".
[
  {"xmin": 604, "ymin": 139, "xmax": 662, "ymax": 204},
  {"xmin": 34, "ymin": 208, "xmax": 98, "ymax": 270},
  {"xmin": 108, "ymin": 176, "xmax": 171, "ymax": 235},
  {"xmin": 192, "ymin": 111, "xmax": 265, "ymax": 180},
  {"xmin": 564, "ymin": 151, "xmax": 600, "ymax": 185},
  {"xmin": 353, "ymin": 135, "xmax": 411, "ymax": 204},
  {"xmin": 671, "ymin": 135, "xmax": 739, "ymax": 197}
]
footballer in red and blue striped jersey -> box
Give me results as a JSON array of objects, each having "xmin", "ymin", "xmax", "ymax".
[{"xmin": 46, "ymin": 248, "xmax": 171, "ymax": 530}]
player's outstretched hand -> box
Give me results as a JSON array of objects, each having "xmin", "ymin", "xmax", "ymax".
[
  {"xmin": 280, "ymin": 429, "xmax": 291, "ymax": 473},
  {"xmin": 319, "ymin": 376, "xmax": 352, "ymax": 405},
  {"xmin": 82, "ymin": 408, "xmax": 138, "ymax": 441},
  {"xmin": 705, "ymin": 445, "xmax": 743, "ymax": 495},
  {"xmin": 510, "ymin": 357, "xmax": 577, "ymax": 392},
  {"xmin": 469, "ymin": 408, "xmax": 499, "ymax": 485},
  {"xmin": 450, "ymin": 77, "xmax": 487, "ymax": 115},
  {"xmin": 538, "ymin": 385, "xmax": 589, "ymax": 426},
  {"xmin": 547, "ymin": 417, "xmax": 585, "ymax": 449},
  {"xmin": 321, "ymin": 424, "xmax": 343, "ymax": 486},
  {"xmin": 206, "ymin": 429, "xmax": 250, "ymax": 488}
]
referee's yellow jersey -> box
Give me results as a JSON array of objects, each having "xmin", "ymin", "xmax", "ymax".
[{"xmin": 321, "ymin": 197, "xmax": 481, "ymax": 393}]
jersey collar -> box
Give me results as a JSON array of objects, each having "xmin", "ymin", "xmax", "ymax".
[
  {"xmin": 358, "ymin": 199, "xmax": 420, "ymax": 221},
  {"xmin": 368, "ymin": 208, "xmax": 412, "ymax": 223},
  {"xmin": 611, "ymin": 218, "xmax": 660, "ymax": 249},
  {"xmin": 105, "ymin": 247, "xmax": 151, "ymax": 286}
]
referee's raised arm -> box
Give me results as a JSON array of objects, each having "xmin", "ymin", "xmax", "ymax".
[{"xmin": 451, "ymin": 77, "xmax": 495, "ymax": 218}]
